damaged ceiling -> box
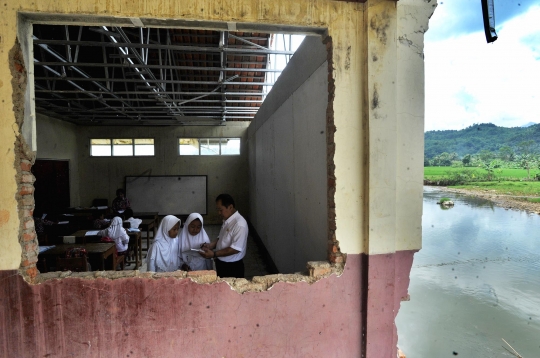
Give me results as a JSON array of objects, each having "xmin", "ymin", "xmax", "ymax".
[{"xmin": 33, "ymin": 25, "xmax": 295, "ymax": 125}]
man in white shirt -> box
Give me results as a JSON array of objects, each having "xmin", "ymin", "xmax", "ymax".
[{"xmin": 200, "ymin": 194, "xmax": 248, "ymax": 278}]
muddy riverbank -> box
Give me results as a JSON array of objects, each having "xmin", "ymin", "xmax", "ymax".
[{"xmin": 431, "ymin": 186, "xmax": 540, "ymax": 214}]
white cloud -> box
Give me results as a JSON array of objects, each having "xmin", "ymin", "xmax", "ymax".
[{"xmin": 425, "ymin": 5, "xmax": 540, "ymax": 131}]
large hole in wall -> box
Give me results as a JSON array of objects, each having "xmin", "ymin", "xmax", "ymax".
[{"xmin": 14, "ymin": 15, "xmax": 340, "ymax": 284}]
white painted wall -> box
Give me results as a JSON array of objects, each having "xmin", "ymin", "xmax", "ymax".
[
  {"xmin": 75, "ymin": 123, "xmax": 249, "ymax": 224},
  {"xmin": 36, "ymin": 114, "xmax": 80, "ymax": 206},
  {"xmin": 248, "ymin": 37, "xmax": 328, "ymax": 273}
]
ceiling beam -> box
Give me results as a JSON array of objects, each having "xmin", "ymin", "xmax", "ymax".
[{"xmin": 33, "ymin": 39, "xmax": 294, "ymax": 55}]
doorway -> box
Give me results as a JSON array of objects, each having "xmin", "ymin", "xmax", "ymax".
[{"xmin": 32, "ymin": 159, "xmax": 70, "ymax": 214}]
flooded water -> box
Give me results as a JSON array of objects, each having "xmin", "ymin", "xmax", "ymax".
[{"xmin": 396, "ymin": 187, "xmax": 540, "ymax": 357}]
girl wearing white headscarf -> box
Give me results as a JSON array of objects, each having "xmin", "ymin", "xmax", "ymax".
[
  {"xmin": 146, "ymin": 215, "xmax": 181, "ymax": 272},
  {"xmin": 98, "ymin": 216, "xmax": 129, "ymax": 254},
  {"xmin": 178, "ymin": 213, "xmax": 212, "ymax": 271}
]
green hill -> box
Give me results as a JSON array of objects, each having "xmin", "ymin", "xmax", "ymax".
[{"xmin": 425, "ymin": 123, "xmax": 540, "ymax": 160}]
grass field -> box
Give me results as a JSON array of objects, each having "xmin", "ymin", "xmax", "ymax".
[
  {"xmin": 424, "ymin": 167, "xmax": 540, "ymax": 180},
  {"xmin": 424, "ymin": 167, "xmax": 540, "ymax": 196},
  {"xmin": 451, "ymin": 181, "xmax": 540, "ymax": 196}
]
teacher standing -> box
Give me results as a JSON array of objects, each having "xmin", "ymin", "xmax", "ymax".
[{"xmin": 200, "ymin": 194, "xmax": 248, "ymax": 278}]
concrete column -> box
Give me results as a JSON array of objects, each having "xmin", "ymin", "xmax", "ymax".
[{"xmin": 362, "ymin": 1, "xmax": 436, "ymax": 356}]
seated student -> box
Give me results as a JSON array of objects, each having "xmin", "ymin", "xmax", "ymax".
[
  {"xmin": 111, "ymin": 188, "xmax": 131, "ymax": 214},
  {"xmin": 146, "ymin": 215, "xmax": 181, "ymax": 272},
  {"xmin": 122, "ymin": 208, "xmax": 142, "ymax": 229},
  {"xmin": 97, "ymin": 217, "xmax": 129, "ymax": 258},
  {"xmin": 92, "ymin": 211, "xmax": 110, "ymax": 230},
  {"xmin": 178, "ymin": 213, "xmax": 212, "ymax": 272}
]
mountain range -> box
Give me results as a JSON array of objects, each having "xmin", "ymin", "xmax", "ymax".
[{"xmin": 425, "ymin": 123, "xmax": 540, "ymax": 159}]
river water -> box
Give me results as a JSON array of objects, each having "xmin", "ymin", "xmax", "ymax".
[{"xmin": 396, "ymin": 187, "xmax": 540, "ymax": 357}]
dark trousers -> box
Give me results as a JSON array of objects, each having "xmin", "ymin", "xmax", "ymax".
[{"xmin": 215, "ymin": 259, "xmax": 244, "ymax": 278}]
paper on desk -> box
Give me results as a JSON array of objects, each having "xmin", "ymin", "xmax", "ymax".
[
  {"xmin": 57, "ymin": 221, "xmax": 69, "ymax": 224},
  {"xmin": 127, "ymin": 228, "xmax": 140, "ymax": 232},
  {"xmin": 97, "ymin": 206, "xmax": 108, "ymax": 210},
  {"xmin": 85, "ymin": 230, "xmax": 100, "ymax": 236}
]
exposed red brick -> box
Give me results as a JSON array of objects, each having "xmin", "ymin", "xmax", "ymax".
[
  {"xmin": 328, "ymin": 243, "xmax": 339, "ymax": 254},
  {"xmin": 25, "ymin": 266, "xmax": 38, "ymax": 278},
  {"xmin": 324, "ymin": 37, "xmax": 340, "ymax": 264},
  {"xmin": 20, "ymin": 160, "xmax": 32, "ymax": 172},
  {"xmin": 23, "ymin": 218, "xmax": 34, "ymax": 230},
  {"xmin": 329, "ymin": 255, "xmax": 344, "ymax": 264},
  {"xmin": 19, "ymin": 185, "xmax": 34, "ymax": 195},
  {"xmin": 14, "ymin": 62, "xmax": 25, "ymax": 73},
  {"xmin": 21, "ymin": 195, "xmax": 34, "ymax": 206},
  {"xmin": 23, "ymin": 232, "xmax": 36, "ymax": 242},
  {"xmin": 329, "ymin": 232, "xmax": 336, "ymax": 242},
  {"xmin": 21, "ymin": 209, "xmax": 34, "ymax": 218},
  {"xmin": 24, "ymin": 242, "xmax": 37, "ymax": 253},
  {"xmin": 21, "ymin": 256, "xmax": 38, "ymax": 267},
  {"xmin": 21, "ymin": 174, "xmax": 35, "ymax": 183}
]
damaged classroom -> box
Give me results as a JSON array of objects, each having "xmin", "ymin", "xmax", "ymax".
[{"xmin": 0, "ymin": 0, "xmax": 435, "ymax": 356}]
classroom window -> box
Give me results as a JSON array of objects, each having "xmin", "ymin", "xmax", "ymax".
[
  {"xmin": 179, "ymin": 138, "xmax": 200, "ymax": 155},
  {"xmin": 220, "ymin": 138, "xmax": 241, "ymax": 155},
  {"xmin": 90, "ymin": 139, "xmax": 112, "ymax": 156},
  {"xmin": 178, "ymin": 138, "xmax": 240, "ymax": 155},
  {"xmin": 134, "ymin": 138, "xmax": 155, "ymax": 156},
  {"xmin": 200, "ymin": 138, "xmax": 221, "ymax": 155},
  {"xmin": 113, "ymin": 139, "xmax": 133, "ymax": 156},
  {"xmin": 90, "ymin": 138, "xmax": 155, "ymax": 157}
]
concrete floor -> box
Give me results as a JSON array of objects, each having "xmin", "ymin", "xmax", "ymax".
[{"xmin": 126, "ymin": 224, "xmax": 272, "ymax": 279}]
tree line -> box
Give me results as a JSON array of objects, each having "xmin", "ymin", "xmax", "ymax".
[{"xmin": 425, "ymin": 123, "xmax": 540, "ymax": 178}]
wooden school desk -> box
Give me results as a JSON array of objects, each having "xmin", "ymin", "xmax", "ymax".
[
  {"xmin": 67, "ymin": 230, "xmax": 142, "ymax": 269},
  {"xmin": 38, "ymin": 243, "xmax": 116, "ymax": 272}
]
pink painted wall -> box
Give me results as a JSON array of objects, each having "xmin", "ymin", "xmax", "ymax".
[
  {"xmin": 366, "ymin": 250, "xmax": 416, "ymax": 357},
  {"xmin": 1, "ymin": 256, "xmax": 364, "ymax": 357}
]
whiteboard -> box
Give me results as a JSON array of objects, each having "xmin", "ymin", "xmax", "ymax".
[{"xmin": 125, "ymin": 176, "xmax": 207, "ymax": 215}]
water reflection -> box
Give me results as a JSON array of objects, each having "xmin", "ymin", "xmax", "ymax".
[{"xmin": 396, "ymin": 187, "xmax": 540, "ymax": 357}]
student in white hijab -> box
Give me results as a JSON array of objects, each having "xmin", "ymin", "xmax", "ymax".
[
  {"xmin": 146, "ymin": 215, "xmax": 181, "ymax": 272},
  {"xmin": 98, "ymin": 216, "xmax": 129, "ymax": 255},
  {"xmin": 178, "ymin": 213, "xmax": 212, "ymax": 271}
]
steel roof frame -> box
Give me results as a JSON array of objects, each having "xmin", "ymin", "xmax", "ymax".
[{"xmin": 33, "ymin": 25, "xmax": 298, "ymax": 125}]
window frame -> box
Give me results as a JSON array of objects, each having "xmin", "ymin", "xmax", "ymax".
[
  {"xmin": 178, "ymin": 137, "xmax": 241, "ymax": 156},
  {"xmin": 90, "ymin": 138, "xmax": 156, "ymax": 157}
]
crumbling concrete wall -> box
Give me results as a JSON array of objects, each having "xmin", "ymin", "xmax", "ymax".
[
  {"xmin": 9, "ymin": 41, "xmax": 39, "ymax": 278},
  {"xmin": 247, "ymin": 36, "xmax": 333, "ymax": 273}
]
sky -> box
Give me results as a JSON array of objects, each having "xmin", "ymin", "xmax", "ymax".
[{"xmin": 425, "ymin": 0, "xmax": 540, "ymax": 131}]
